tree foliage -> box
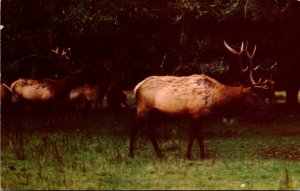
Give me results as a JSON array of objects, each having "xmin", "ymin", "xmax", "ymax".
[{"xmin": 2, "ymin": 0, "xmax": 300, "ymax": 101}]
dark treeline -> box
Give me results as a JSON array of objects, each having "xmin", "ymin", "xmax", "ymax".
[{"xmin": 1, "ymin": 0, "xmax": 300, "ymax": 106}]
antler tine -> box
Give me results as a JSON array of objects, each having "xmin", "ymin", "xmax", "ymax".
[
  {"xmin": 266, "ymin": 61, "xmax": 277, "ymax": 80},
  {"xmin": 224, "ymin": 40, "xmax": 248, "ymax": 75},
  {"xmin": 260, "ymin": 78, "xmax": 269, "ymax": 84},
  {"xmin": 242, "ymin": 66, "xmax": 249, "ymax": 73},
  {"xmin": 160, "ymin": 54, "xmax": 167, "ymax": 71},
  {"xmin": 223, "ymin": 40, "xmax": 244, "ymax": 55},
  {"xmin": 61, "ymin": 49, "xmax": 67, "ymax": 56},
  {"xmin": 224, "ymin": 40, "xmax": 238, "ymax": 54},
  {"xmin": 253, "ymin": 84, "xmax": 269, "ymax": 90},
  {"xmin": 246, "ymin": 45, "xmax": 256, "ymax": 59},
  {"xmin": 245, "ymin": 43, "xmax": 263, "ymax": 86},
  {"xmin": 224, "ymin": 40, "xmax": 245, "ymax": 55},
  {"xmin": 269, "ymin": 61, "xmax": 277, "ymax": 71},
  {"xmin": 172, "ymin": 55, "xmax": 183, "ymax": 75},
  {"xmin": 250, "ymin": 45, "xmax": 256, "ymax": 58},
  {"xmin": 239, "ymin": 42, "xmax": 244, "ymax": 54},
  {"xmin": 256, "ymin": 78, "xmax": 269, "ymax": 84},
  {"xmin": 51, "ymin": 46, "xmax": 59, "ymax": 54},
  {"xmin": 253, "ymin": 65, "xmax": 259, "ymax": 71}
]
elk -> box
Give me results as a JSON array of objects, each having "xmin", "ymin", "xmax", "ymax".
[
  {"xmin": 129, "ymin": 41, "xmax": 274, "ymax": 159},
  {"xmin": 11, "ymin": 74, "xmax": 81, "ymax": 105},
  {"xmin": 106, "ymin": 84, "xmax": 129, "ymax": 111},
  {"xmin": 68, "ymin": 84, "xmax": 107, "ymax": 110}
]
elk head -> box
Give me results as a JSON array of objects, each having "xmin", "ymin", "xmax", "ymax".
[
  {"xmin": 224, "ymin": 40, "xmax": 276, "ymax": 104},
  {"xmin": 50, "ymin": 47, "xmax": 72, "ymax": 79}
]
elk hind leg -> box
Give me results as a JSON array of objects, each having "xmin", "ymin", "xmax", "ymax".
[
  {"xmin": 196, "ymin": 124, "xmax": 206, "ymax": 159},
  {"xmin": 147, "ymin": 121, "xmax": 163, "ymax": 158},
  {"xmin": 129, "ymin": 117, "xmax": 143, "ymax": 158}
]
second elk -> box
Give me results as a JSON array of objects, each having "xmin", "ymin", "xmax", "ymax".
[{"xmin": 68, "ymin": 84, "xmax": 107, "ymax": 111}]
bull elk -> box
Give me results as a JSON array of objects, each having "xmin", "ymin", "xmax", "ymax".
[{"xmin": 129, "ymin": 41, "xmax": 274, "ymax": 159}]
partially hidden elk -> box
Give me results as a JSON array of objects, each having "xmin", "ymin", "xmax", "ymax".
[
  {"xmin": 106, "ymin": 85, "xmax": 129, "ymax": 112},
  {"xmin": 129, "ymin": 41, "xmax": 274, "ymax": 159},
  {"xmin": 68, "ymin": 84, "xmax": 107, "ymax": 110}
]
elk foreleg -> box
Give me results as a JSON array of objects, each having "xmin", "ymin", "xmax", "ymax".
[{"xmin": 186, "ymin": 124, "xmax": 197, "ymax": 160}]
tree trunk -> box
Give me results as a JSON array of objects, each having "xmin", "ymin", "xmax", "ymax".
[{"xmin": 286, "ymin": 87, "xmax": 299, "ymax": 106}]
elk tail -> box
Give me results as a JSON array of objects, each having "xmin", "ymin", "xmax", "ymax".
[{"xmin": 133, "ymin": 81, "xmax": 144, "ymax": 96}]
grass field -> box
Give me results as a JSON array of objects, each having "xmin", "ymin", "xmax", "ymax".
[{"xmin": 1, "ymin": 92, "xmax": 300, "ymax": 190}]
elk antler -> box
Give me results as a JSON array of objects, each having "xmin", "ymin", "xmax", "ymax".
[
  {"xmin": 244, "ymin": 43, "xmax": 262, "ymax": 85},
  {"xmin": 61, "ymin": 49, "xmax": 67, "ymax": 56},
  {"xmin": 61, "ymin": 49, "xmax": 70, "ymax": 60},
  {"xmin": 172, "ymin": 55, "xmax": 182, "ymax": 75},
  {"xmin": 51, "ymin": 47, "xmax": 59, "ymax": 55},
  {"xmin": 224, "ymin": 40, "xmax": 248, "ymax": 73},
  {"xmin": 224, "ymin": 40, "xmax": 244, "ymax": 55},
  {"xmin": 267, "ymin": 61, "xmax": 277, "ymax": 80},
  {"xmin": 160, "ymin": 54, "xmax": 182, "ymax": 75},
  {"xmin": 160, "ymin": 54, "xmax": 167, "ymax": 71},
  {"xmin": 244, "ymin": 44, "xmax": 273, "ymax": 90}
]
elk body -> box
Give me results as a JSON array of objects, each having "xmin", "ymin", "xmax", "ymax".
[
  {"xmin": 10, "ymin": 75, "xmax": 82, "ymax": 129},
  {"xmin": 129, "ymin": 41, "xmax": 274, "ymax": 159},
  {"xmin": 129, "ymin": 74, "xmax": 270, "ymax": 159},
  {"xmin": 11, "ymin": 75, "xmax": 80, "ymax": 105},
  {"xmin": 68, "ymin": 84, "xmax": 107, "ymax": 110}
]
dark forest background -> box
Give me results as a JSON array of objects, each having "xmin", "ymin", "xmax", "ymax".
[{"xmin": 1, "ymin": 0, "xmax": 300, "ymax": 106}]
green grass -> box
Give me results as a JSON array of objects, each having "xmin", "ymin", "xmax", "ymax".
[{"xmin": 1, "ymin": 94, "xmax": 300, "ymax": 189}]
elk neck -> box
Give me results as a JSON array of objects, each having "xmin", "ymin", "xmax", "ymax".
[
  {"xmin": 215, "ymin": 85, "xmax": 248, "ymax": 109},
  {"xmin": 55, "ymin": 75, "xmax": 81, "ymax": 96}
]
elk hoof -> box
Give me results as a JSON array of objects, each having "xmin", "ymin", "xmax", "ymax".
[
  {"xmin": 200, "ymin": 154, "xmax": 206, "ymax": 160},
  {"xmin": 157, "ymin": 153, "xmax": 163, "ymax": 159},
  {"xmin": 186, "ymin": 153, "xmax": 192, "ymax": 160}
]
